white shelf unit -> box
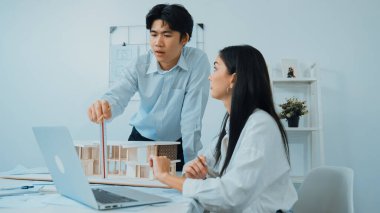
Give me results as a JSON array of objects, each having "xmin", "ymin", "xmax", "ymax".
[{"xmin": 271, "ymin": 69, "xmax": 324, "ymax": 183}]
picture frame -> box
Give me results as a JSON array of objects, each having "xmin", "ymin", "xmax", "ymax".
[{"xmin": 281, "ymin": 58, "xmax": 298, "ymax": 78}]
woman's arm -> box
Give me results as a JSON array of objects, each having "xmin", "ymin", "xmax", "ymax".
[
  {"xmin": 150, "ymin": 156, "xmax": 187, "ymax": 191},
  {"xmin": 150, "ymin": 155, "xmax": 210, "ymax": 191}
]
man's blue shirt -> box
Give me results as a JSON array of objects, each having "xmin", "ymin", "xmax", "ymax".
[{"xmin": 103, "ymin": 46, "xmax": 210, "ymax": 162}]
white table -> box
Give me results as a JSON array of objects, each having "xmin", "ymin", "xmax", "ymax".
[{"xmin": 0, "ymin": 178, "xmax": 202, "ymax": 213}]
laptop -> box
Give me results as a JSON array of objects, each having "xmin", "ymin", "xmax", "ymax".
[{"xmin": 32, "ymin": 126, "xmax": 171, "ymax": 210}]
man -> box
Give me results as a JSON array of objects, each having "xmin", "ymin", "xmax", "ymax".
[{"xmin": 87, "ymin": 4, "xmax": 210, "ymax": 170}]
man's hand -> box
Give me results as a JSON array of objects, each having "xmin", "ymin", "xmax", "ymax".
[
  {"xmin": 87, "ymin": 100, "xmax": 112, "ymax": 123},
  {"xmin": 184, "ymin": 155, "xmax": 208, "ymax": 179}
]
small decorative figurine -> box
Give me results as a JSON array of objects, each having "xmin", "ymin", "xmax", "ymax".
[{"xmin": 287, "ymin": 67, "xmax": 296, "ymax": 78}]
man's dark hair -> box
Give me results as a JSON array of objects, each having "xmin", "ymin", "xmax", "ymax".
[{"xmin": 146, "ymin": 4, "xmax": 194, "ymax": 41}]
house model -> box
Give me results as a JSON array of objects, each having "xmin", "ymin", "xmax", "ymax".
[{"xmin": 74, "ymin": 140, "xmax": 180, "ymax": 179}]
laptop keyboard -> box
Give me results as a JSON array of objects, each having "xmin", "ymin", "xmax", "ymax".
[{"xmin": 92, "ymin": 188, "xmax": 137, "ymax": 204}]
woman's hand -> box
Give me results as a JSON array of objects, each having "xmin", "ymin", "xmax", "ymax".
[
  {"xmin": 184, "ymin": 155, "xmax": 208, "ymax": 179},
  {"xmin": 149, "ymin": 156, "xmax": 171, "ymax": 181},
  {"xmin": 150, "ymin": 155, "xmax": 186, "ymax": 191}
]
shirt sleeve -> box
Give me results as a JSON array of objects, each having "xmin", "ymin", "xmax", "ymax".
[
  {"xmin": 101, "ymin": 60, "xmax": 138, "ymax": 119},
  {"xmin": 182, "ymin": 115, "xmax": 291, "ymax": 212},
  {"xmin": 180, "ymin": 52, "xmax": 210, "ymax": 162}
]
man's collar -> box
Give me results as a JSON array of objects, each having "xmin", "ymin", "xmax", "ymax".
[
  {"xmin": 176, "ymin": 52, "xmax": 189, "ymax": 71},
  {"xmin": 146, "ymin": 49, "xmax": 189, "ymax": 74}
]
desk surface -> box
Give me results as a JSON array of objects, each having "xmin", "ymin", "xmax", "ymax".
[{"xmin": 0, "ymin": 178, "xmax": 200, "ymax": 213}]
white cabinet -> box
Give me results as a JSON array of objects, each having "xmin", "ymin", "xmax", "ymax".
[{"xmin": 270, "ymin": 64, "xmax": 324, "ymax": 184}]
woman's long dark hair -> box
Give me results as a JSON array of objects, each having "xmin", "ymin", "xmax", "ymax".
[{"xmin": 214, "ymin": 45, "xmax": 290, "ymax": 175}]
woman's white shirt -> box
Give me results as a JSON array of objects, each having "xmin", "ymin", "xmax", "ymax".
[{"xmin": 182, "ymin": 109, "xmax": 298, "ymax": 212}]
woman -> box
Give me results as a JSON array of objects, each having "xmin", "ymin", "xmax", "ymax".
[{"xmin": 150, "ymin": 45, "xmax": 297, "ymax": 212}]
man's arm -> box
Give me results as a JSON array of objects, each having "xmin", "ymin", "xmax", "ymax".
[
  {"xmin": 180, "ymin": 52, "xmax": 210, "ymax": 163},
  {"xmin": 101, "ymin": 62, "xmax": 139, "ymax": 120}
]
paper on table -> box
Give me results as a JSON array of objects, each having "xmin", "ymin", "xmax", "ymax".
[
  {"xmin": 0, "ymin": 186, "xmax": 43, "ymax": 197},
  {"xmin": 0, "ymin": 191, "xmax": 47, "ymax": 208},
  {"xmin": 41, "ymin": 194, "xmax": 88, "ymax": 208},
  {"xmin": 0, "ymin": 165, "xmax": 49, "ymax": 175}
]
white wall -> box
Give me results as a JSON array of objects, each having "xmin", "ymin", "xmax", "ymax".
[{"xmin": 0, "ymin": 0, "xmax": 379, "ymax": 212}]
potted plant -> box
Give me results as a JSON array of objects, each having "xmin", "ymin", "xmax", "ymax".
[{"xmin": 279, "ymin": 97, "xmax": 308, "ymax": 127}]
